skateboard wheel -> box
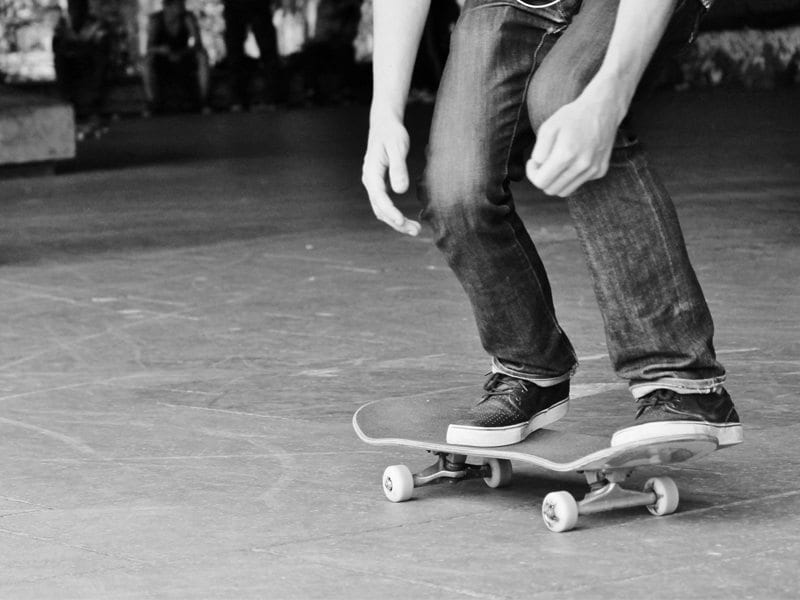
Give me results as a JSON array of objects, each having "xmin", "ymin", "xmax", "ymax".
[
  {"xmin": 383, "ymin": 465, "xmax": 414, "ymax": 502},
  {"xmin": 483, "ymin": 458, "xmax": 513, "ymax": 488},
  {"xmin": 644, "ymin": 476, "xmax": 679, "ymax": 516},
  {"xmin": 542, "ymin": 491, "xmax": 579, "ymax": 533}
]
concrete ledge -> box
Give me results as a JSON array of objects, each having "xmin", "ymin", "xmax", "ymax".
[{"xmin": 0, "ymin": 85, "xmax": 75, "ymax": 167}]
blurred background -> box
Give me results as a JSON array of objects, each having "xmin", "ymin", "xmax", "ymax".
[{"xmin": 1, "ymin": 0, "xmax": 799, "ymax": 118}]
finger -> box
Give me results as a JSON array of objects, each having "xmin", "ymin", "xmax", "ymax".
[
  {"xmin": 544, "ymin": 163, "xmax": 594, "ymax": 197},
  {"xmin": 530, "ymin": 120, "xmax": 557, "ymax": 168},
  {"xmin": 550, "ymin": 149, "xmax": 611, "ymax": 196},
  {"xmin": 528, "ymin": 129, "xmax": 575, "ymax": 191},
  {"xmin": 556, "ymin": 161, "xmax": 609, "ymax": 197},
  {"xmin": 372, "ymin": 195, "xmax": 421, "ymax": 236},
  {"xmin": 527, "ymin": 152, "xmax": 572, "ymax": 193},
  {"xmin": 362, "ymin": 171, "xmax": 402, "ymax": 225},
  {"xmin": 385, "ymin": 141, "xmax": 410, "ymax": 194},
  {"xmin": 362, "ymin": 173, "xmax": 421, "ymax": 236},
  {"xmin": 401, "ymin": 218, "xmax": 422, "ymax": 236}
]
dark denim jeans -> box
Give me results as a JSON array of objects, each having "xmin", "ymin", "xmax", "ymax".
[{"xmin": 419, "ymin": 0, "xmax": 726, "ymax": 397}]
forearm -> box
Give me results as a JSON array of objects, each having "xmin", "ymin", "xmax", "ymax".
[
  {"xmin": 187, "ymin": 16, "xmax": 204, "ymax": 52},
  {"xmin": 370, "ymin": 0, "xmax": 430, "ymax": 122},
  {"xmin": 583, "ymin": 0, "xmax": 677, "ymax": 118}
]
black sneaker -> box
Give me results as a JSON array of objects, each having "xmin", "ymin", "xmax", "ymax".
[
  {"xmin": 446, "ymin": 373, "xmax": 569, "ymax": 447},
  {"xmin": 611, "ymin": 387, "xmax": 743, "ymax": 447}
]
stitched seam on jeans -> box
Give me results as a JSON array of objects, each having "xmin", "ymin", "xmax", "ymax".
[
  {"xmin": 463, "ymin": 1, "xmax": 516, "ymax": 15},
  {"xmin": 502, "ymin": 34, "xmax": 545, "ymax": 181},
  {"xmin": 624, "ymin": 153, "xmax": 681, "ymax": 300},
  {"xmin": 503, "ymin": 32, "xmax": 577, "ymax": 365},
  {"xmin": 626, "ymin": 157, "xmax": 720, "ymax": 380}
]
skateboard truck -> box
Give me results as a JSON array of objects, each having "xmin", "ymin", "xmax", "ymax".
[
  {"xmin": 541, "ymin": 468, "xmax": 679, "ymax": 532},
  {"xmin": 411, "ymin": 453, "xmax": 471, "ymax": 486},
  {"xmin": 382, "ymin": 452, "xmax": 513, "ymax": 503}
]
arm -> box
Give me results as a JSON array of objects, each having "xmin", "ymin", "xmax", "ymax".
[
  {"xmin": 527, "ymin": 0, "xmax": 677, "ymax": 197},
  {"xmin": 184, "ymin": 13, "xmax": 206, "ymax": 55},
  {"xmin": 361, "ymin": 0, "xmax": 430, "ymax": 236}
]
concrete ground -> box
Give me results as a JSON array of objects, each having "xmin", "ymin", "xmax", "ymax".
[{"xmin": 0, "ymin": 88, "xmax": 798, "ymax": 599}]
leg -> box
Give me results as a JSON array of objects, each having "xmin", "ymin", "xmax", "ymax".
[
  {"xmin": 527, "ymin": 0, "xmax": 725, "ymax": 394},
  {"xmin": 224, "ymin": 0, "xmax": 249, "ymax": 106},
  {"xmin": 527, "ymin": 0, "xmax": 741, "ymax": 446},
  {"xmin": 420, "ymin": 1, "xmax": 577, "ymax": 382},
  {"xmin": 247, "ymin": 0, "xmax": 279, "ymax": 104},
  {"xmin": 195, "ymin": 49, "xmax": 211, "ymax": 107},
  {"xmin": 142, "ymin": 55, "xmax": 159, "ymax": 108},
  {"xmin": 52, "ymin": 36, "xmax": 74, "ymax": 104},
  {"xmin": 84, "ymin": 37, "xmax": 110, "ymax": 120},
  {"xmin": 247, "ymin": 0, "xmax": 277, "ymax": 61}
]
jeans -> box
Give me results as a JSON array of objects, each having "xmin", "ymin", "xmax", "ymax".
[
  {"xmin": 53, "ymin": 27, "xmax": 111, "ymax": 120},
  {"xmin": 224, "ymin": 0, "xmax": 279, "ymax": 105},
  {"xmin": 419, "ymin": 0, "xmax": 726, "ymax": 397}
]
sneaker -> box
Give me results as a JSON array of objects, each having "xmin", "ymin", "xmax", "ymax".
[
  {"xmin": 611, "ymin": 387, "xmax": 743, "ymax": 448},
  {"xmin": 446, "ymin": 373, "xmax": 569, "ymax": 447}
]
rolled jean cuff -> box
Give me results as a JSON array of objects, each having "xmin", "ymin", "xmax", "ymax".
[
  {"xmin": 492, "ymin": 357, "xmax": 574, "ymax": 387},
  {"xmin": 629, "ymin": 375, "xmax": 727, "ymax": 399}
]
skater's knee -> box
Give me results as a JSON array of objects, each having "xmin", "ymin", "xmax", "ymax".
[
  {"xmin": 421, "ymin": 169, "xmax": 479, "ymax": 232},
  {"xmin": 420, "ymin": 163, "xmax": 511, "ymax": 245}
]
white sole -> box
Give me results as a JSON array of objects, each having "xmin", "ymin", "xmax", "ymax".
[
  {"xmin": 446, "ymin": 399, "xmax": 569, "ymax": 447},
  {"xmin": 611, "ymin": 421, "xmax": 743, "ymax": 448}
]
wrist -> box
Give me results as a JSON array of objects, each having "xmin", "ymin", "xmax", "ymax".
[
  {"xmin": 369, "ymin": 99, "xmax": 406, "ymax": 126},
  {"xmin": 580, "ymin": 71, "xmax": 633, "ymax": 125}
]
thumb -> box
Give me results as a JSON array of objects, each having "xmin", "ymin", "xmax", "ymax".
[
  {"xmin": 386, "ymin": 141, "xmax": 410, "ymax": 194},
  {"xmin": 528, "ymin": 121, "xmax": 557, "ymax": 179}
]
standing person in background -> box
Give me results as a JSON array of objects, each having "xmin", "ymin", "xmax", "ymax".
[
  {"xmin": 301, "ymin": 0, "xmax": 361, "ymax": 104},
  {"xmin": 223, "ymin": 0, "xmax": 279, "ymax": 110},
  {"xmin": 142, "ymin": 0, "xmax": 210, "ymax": 116},
  {"xmin": 272, "ymin": 0, "xmax": 309, "ymax": 106},
  {"xmin": 52, "ymin": 0, "xmax": 112, "ymax": 137}
]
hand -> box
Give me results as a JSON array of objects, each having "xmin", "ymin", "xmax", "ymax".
[
  {"xmin": 361, "ymin": 115, "xmax": 421, "ymax": 236},
  {"xmin": 526, "ymin": 91, "xmax": 623, "ymax": 198}
]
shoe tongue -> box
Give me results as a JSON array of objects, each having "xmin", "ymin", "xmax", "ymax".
[
  {"xmin": 486, "ymin": 373, "xmax": 518, "ymax": 393},
  {"xmin": 650, "ymin": 389, "xmax": 676, "ymax": 403}
]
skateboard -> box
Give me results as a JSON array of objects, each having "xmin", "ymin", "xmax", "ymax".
[{"xmin": 353, "ymin": 396, "xmax": 719, "ymax": 532}]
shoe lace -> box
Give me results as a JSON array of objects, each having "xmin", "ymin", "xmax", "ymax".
[
  {"xmin": 482, "ymin": 372, "xmax": 528, "ymax": 401},
  {"xmin": 634, "ymin": 389, "xmax": 675, "ymax": 419}
]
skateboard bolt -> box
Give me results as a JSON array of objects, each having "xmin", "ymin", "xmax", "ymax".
[{"xmin": 384, "ymin": 477, "xmax": 393, "ymax": 492}]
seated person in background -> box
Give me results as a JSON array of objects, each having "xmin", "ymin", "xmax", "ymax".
[
  {"xmin": 52, "ymin": 0, "xmax": 112, "ymax": 132},
  {"xmin": 142, "ymin": 0, "xmax": 210, "ymax": 115}
]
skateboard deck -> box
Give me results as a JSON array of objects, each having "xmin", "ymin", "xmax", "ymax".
[{"xmin": 353, "ymin": 396, "xmax": 719, "ymax": 532}]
